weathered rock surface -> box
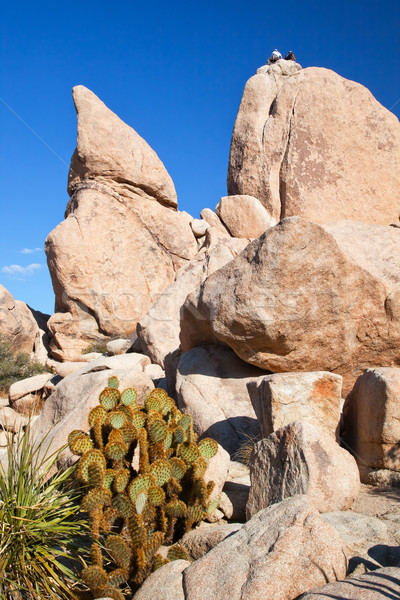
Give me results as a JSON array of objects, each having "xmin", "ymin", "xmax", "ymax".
[
  {"xmin": 215, "ymin": 195, "xmax": 277, "ymax": 238},
  {"xmin": 249, "ymin": 371, "xmax": 342, "ymax": 439},
  {"xmin": 137, "ymin": 234, "xmax": 247, "ymax": 367},
  {"xmin": 228, "ymin": 62, "xmax": 400, "ymax": 224},
  {"xmin": 298, "ymin": 567, "xmax": 400, "ymax": 599},
  {"xmin": 181, "ymin": 218, "xmax": 400, "ymax": 395},
  {"xmin": 181, "ymin": 523, "xmax": 242, "ymax": 560},
  {"xmin": 182, "ymin": 495, "xmax": 348, "ymax": 600},
  {"xmin": 0, "ymin": 406, "xmax": 29, "ymax": 433},
  {"xmin": 133, "ymin": 560, "xmax": 190, "ymax": 600},
  {"xmin": 0, "ymin": 285, "xmax": 40, "ymax": 355},
  {"xmin": 9, "ymin": 373, "xmax": 52, "ymax": 402},
  {"xmin": 343, "ymin": 368, "xmax": 400, "ymax": 484},
  {"xmin": 321, "ymin": 511, "xmax": 390, "ymax": 568},
  {"xmin": 106, "ymin": 338, "xmax": 132, "ymax": 355},
  {"xmin": 175, "ymin": 345, "xmax": 263, "ymax": 456},
  {"xmin": 246, "ymin": 421, "xmax": 360, "ymax": 518},
  {"xmin": 200, "ymin": 208, "xmax": 228, "ymax": 233},
  {"xmin": 46, "ymin": 86, "xmax": 198, "ymax": 361},
  {"xmin": 203, "ymin": 443, "xmax": 230, "ymax": 505}
]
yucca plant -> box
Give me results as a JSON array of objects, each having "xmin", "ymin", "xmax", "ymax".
[{"xmin": 0, "ymin": 423, "xmax": 90, "ymax": 600}]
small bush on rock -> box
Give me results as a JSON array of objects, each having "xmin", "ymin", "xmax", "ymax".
[
  {"xmin": 0, "ymin": 423, "xmax": 89, "ymax": 599},
  {"xmin": 0, "ymin": 334, "xmax": 50, "ymax": 393},
  {"xmin": 68, "ymin": 377, "xmax": 219, "ymax": 600}
]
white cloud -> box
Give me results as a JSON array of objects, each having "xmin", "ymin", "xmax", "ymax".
[
  {"xmin": 2, "ymin": 263, "xmax": 43, "ymax": 275},
  {"xmin": 20, "ymin": 247, "xmax": 42, "ymax": 254}
]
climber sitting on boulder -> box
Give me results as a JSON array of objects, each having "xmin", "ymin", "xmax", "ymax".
[
  {"xmin": 267, "ymin": 49, "xmax": 282, "ymax": 64},
  {"xmin": 284, "ymin": 51, "xmax": 296, "ymax": 61}
]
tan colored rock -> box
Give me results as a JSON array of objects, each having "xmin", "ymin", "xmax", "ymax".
[
  {"xmin": 53, "ymin": 361, "xmax": 88, "ymax": 378},
  {"xmin": 298, "ymin": 566, "xmax": 400, "ymax": 599},
  {"xmin": 10, "ymin": 393, "xmax": 45, "ymax": 417},
  {"xmin": 200, "ymin": 208, "xmax": 228, "ymax": 234},
  {"xmin": 0, "ymin": 407, "xmax": 29, "ymax": 433},
  {"xmin": 321, "ymin": 511, "xmax": 390, "ymax": 568},
  {"xmin": 68, "ymin": 85, "xmax": 177, "ymax": 207},
  {"xmin": 105, "ymin": 338, "xmax": 132, "ymax": 355},
  {"xmin": 181, "ymin": 218, "xmax": 400, "ymax": 395},
  {"xmin": 342, "ymin": 368, "xmax": 400, "ymax": 484},
  {"xmin": 137, "ymin": 236, "xmax": 247, "ymax": 367},
  {"xmin": 228, "ymin": 63, "xmax": 400, "ymax": 224},
  {"xmin": 246, "ymin": 421, "xmax": 360, "ymax": 518},
  {"xmin": 203, "ymin": 443, "xmax": 230, "ymax": 504},
  {"xmin": 0, "ymin": 285, "xmax": 40, "ymax": 355},
  {"xmin": 46, "ymin": 87, "xmax": 198, "ymax": 361},
  {"xmin": 175, "ymin": 346, "xmax": 263, "ymax": 456},
  {"xmin": 9, "ymin": 373, "xmax": 52, "ymax": 402},
  {"xmin": 190, "ymin": 218, "xmax": 209, "ymax": 237},
  {"xmin": 134, "ymin": 560, "xmax": 190, "ymax": 600},
  {"xmin": 181, "ymin": 522, "xmax": 242, "ymax": 560},
  {"xmin": 182, "ymin": 495, "xmax": 348, "ymax": 600},
  {"xmin": 249, "ymin": 371, "xmax": 342, "ymax": 440},
  {"xmin": 216, "ymin": 195, "xmax": 277, "ymax": 238}
]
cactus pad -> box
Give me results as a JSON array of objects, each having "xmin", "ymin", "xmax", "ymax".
[
  {"xmin": 149, "ymin": 459, "xmax": 172, "ymax": 487},
  {"xmin": 81, "ymin": 487, "xmax": 112, "ymax": 513},
  {"xmin": 114, "ymin": 468, "xmax": 130, "ymax": 493},
  {"xmin": 178, "ymin": 442, "xmax": 200, "ymax": 464},
  {"xmin": 165, "ymin": 499, "xmax": 187, "ymax": 518},
  {"xmin": 128, "ymin": 474, "xmax": 155, "ymax": 503},
  {"xmin": 81, "ymin": 565, "xmax": 108, "ymax": 589},
  {"xmin": 99, "ymin": 387, "xmax": 121, "ymax": 410},
  {"xmin": 179, "ymin": 414, "xmax": 192, "ymax": 431},
  {"xmin": 107, "ymin": 410, "xmax": 127, "ymax": 430},
  {"xmin": 105, "ymin": 440, "xmax": 128, "ymax": 462},
  {"xmin": 148, "ymin": 419, "xmax": 168, "ymax": 444},
  {"xmin": 147, "ymin": 486, "xmax": 165, "ymax": 506},
  {"xmin": 198, "ymin": 437, "xmax": 218, "ymax": 459},
  {"xmin": 76, "ymin": 449, "xmax": 106, "ymax": 483},
  {"xmin": 169, "ymin": 457, "xmax": 186, "ymax": 480},
  {"xmin": 88, "ymin": 405, "xmax": 108, "ymax": 426},
  {"xmin": 121, "ymin": 387, "xmax": 137, "ymax": 406},
  {"xmin": 108, "ymin": 376, "xmax": 120, "ymax": 389},
  {"xmin": 106, "ymin": 535, "xmax": 131, "ymax": 570},
  {"xmin": 69, "ymin": 432, "xmax": 93, "ymax": 455},
  {"xmin": 174, "ymin": 426, "xmax": 185, "ymax": 444}
]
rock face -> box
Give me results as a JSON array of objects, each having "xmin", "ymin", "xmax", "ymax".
[
  {"xmin": 175, "ymin": 345, "xmax": 263, "ymax": 456},
  {"xmin": 0, "ymin": 285, "xmax": 40, "ymax": 355},
  {"xmin": 298, "ymin": 566, "xmax": 400, "ymax": 599},
  {"xmin": 343, "ymin": 368, "xmax": 400, "ymax": 484},
  {"xmin": 134, "ymin": 560, "xmax": 190, "ymax": 600},
  {"xmin": 249, "ymin": 371, "xmax": 342, "ymax": 439},
  {"xmin": 181, "ymin": 218, "xmax": 400, "ymax": 394},
  {"xmin": 246, "ymin": 421, "xmax": 360, "ymax": 518},
  {"xmin": 182, "ymin": 495, "xmax": 348, "ymax": 600},
  {"xmin": 46, "ymin": 86, "xmax": 198, "ymax": 360},
  {"xmin": 215, "ymin": 195, "xmax": 276, "ymax": 238},
  {"xmin": 228, "ymin": 61, "xmax": 400, "ymax": 224},
  {"xmin": 137, "ymin": 233, "xmax": 247, "ymax": 367}
]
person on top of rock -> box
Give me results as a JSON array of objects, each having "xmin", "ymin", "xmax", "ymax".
[
  {"xmin": 284, "ymin": 51, "xmax": 296, "ymax": 61},
  {"xmin": 267, "ymin": 49, "xmax": 282, "ymax": 64}
]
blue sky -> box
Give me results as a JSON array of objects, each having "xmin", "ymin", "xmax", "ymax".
[{"xmin": 1, "ymin": 0, "xmax": 399, "ymax": 315}]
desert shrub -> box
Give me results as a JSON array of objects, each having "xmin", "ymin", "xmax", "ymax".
[
  {"xmin": 0, "ymin": 423, "xmax": 90, "ymax": 600},
  {"xmin": 68, "ymin": 378, "xmax": 220, "ymax": 599},
  {"xmin": 233, "ymin": 432, "xmax": 262, "ymax": 466},
  {"xmin": 0, "ymin": 335, "xmax": 50, "ymax": 394}
]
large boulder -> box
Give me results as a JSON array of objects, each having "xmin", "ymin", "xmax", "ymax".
[
  {"xmin": 0, "ymin": 285, "xmax": 40, "ymax": 355},
  {"xmin": 181, "ymin": 218, "xmax": 400, "ymax": 395},
  {"xmin": 175, "ymin": 345, "xmax": 264, "ymax": 456},
  {"xmin": 182, "ymin": 495, "xmax": 348, "ymax": 600},
  {"xmin": 246, "ymin": 421, "xmax": 360, "ymax": 518},
  {"xmin": 46, "ymin": 86, "xmax": 198, "ymax": 361},
  {"xmin": 343, "ymin": 368, "xmax": 400, "ymax": 485},
  {"xmin": 228, "ymin": 61, "xmax": 400, "ymax": 224}
]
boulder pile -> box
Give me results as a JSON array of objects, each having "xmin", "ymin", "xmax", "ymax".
[{"xmin": 1, "ymin": 58, "xmax": 400, "ymax": 599}]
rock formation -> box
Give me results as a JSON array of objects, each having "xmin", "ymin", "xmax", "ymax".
[
  {"xmin": 181, "ymin": 218, "xmax": 400, "ymax": 394},
  {"xmin": 0, "ymin": 284, "xmax": 41, "ymax": 356},
  {"xmin": 228, "ymin": 60, "xmax": 400, "ymax": 224},
  {"xmin": 45, "ymin": 86, "xmax": 198, "ymax": 360}
]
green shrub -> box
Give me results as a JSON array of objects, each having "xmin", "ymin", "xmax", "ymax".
[
  {"xmin": 0, "ymin": 335, "xmax": 50, "ymax": 394},
  {"xmin": 69, "ymin": 379, "xmax": 219, "ymax": 599},
  {"xmin": 0, "ymin": 423, "xmax": 90, "ymax": 600}
]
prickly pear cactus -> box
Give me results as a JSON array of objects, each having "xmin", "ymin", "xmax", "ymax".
[{"xmin": 68, "ymin": 379, "xmax": 219, "ymax": 599}]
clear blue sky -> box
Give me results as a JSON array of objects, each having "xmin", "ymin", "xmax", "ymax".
[{"xmin": 1, "ymin": 0, "xmax": 399, "ymax": 315}]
